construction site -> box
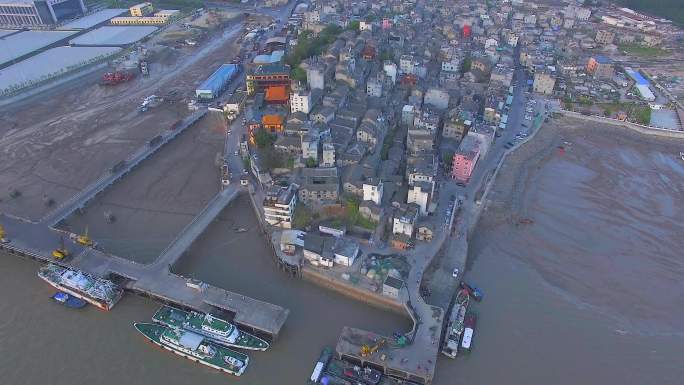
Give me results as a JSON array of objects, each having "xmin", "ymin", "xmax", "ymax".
[{"xmin": 0, "ymin": 9, "xmax": 267, "ymax": 221}]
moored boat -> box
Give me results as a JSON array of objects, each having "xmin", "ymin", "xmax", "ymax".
[
  {"xmin": 343, "ymin": 366, "xmax": 382, "ymax": 385},
  {"xmin": 309, "ymin": 346, "xmax": 333, "ymax": 384},
  {"xmin": 460, "ymin": 282, "xmax": 483, "ymax": 301},
  {"xmin": 152, "ymin": 305, "xmax": 269, "ymax": 351},
  {"xmin": 134, "ymin": 322, "xmax": 248, "ymax": 376},
  {"xmin": 51, "ymin": 291, "xmax": 87, "ymax": 309},
  {"xmin": 38, "ymin": 264, "xmax": 123, "ymax": 311},
  {"xmin": 460, "ymin": 313, "xmax": 477, "ymax": 351},
  {"xmin": 441, "ymin": 289, "xmax": 469, "ymax": 358}
]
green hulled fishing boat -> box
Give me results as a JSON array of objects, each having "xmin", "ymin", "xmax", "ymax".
[
  {"xmin": 134, "ymin": 322, "xmax": 248, "ymax": 376},
  {"xmin": 152, "ymin": 305, "xmax": 269, "ymax": 351}
]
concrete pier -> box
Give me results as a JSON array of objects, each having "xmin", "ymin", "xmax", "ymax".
[
  {"xmin": 0, "ymin": 109, "xmax": 289, "ymax": 341},
  {"xmin": 0, "ymin": 187, "xmax": 289, "ymax": 340}
]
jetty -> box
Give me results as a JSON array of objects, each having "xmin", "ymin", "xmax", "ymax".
[{"xmin": 0, "ymin": 109, "xmax": 288, "ymax": 341}]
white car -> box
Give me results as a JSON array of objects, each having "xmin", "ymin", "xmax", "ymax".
[{"xmin": 452, "ymin": 268, "xmax": 459, "ymax": 278}]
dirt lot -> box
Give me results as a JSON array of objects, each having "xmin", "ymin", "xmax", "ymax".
[
  {"xmin": 0, "ymin": 17, "xmax": 245, "ymax": 221},
  {"xmin": 58, "ymin": 112, "xmax": 226, "ymax": 263},
  {"xmin": 477, "ymin": 116, "xmax": 684, "ymax": 333}
]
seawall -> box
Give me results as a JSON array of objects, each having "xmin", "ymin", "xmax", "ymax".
[
  {"xmin": 301, "ymin": 266, "xmax": 408, "ymax": 316},
  {"xmin": 558, "ymin": 110, "xmax": 684, "ymax": 139}
]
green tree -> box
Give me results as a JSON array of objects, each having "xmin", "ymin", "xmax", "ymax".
[
  {"xmin": 460, "ymin": 57, "xmax": 472, "ymax": 74},
  {"xmin": 291, "ymin": 67, "xmax": 307, "ymax": 82},
  {"xmin": 254, "ymin": 128, "xmax": 275, "ymax": 148},
  {"xmin": 343, "ymin": 197, "xmax": 359, "ymax": 226},
  {"xmin": 292, "ymin": 205, "xmax": 313, "ymax": 229},
  {"xmin": 346, "ymin": 20, "xmax": 360, "ymax": 31},
  {"xmin": 286, "ymin": 25, "xmax": 342, "ymax": 68},
  {"xmin": 305, "ymin": 157, "xmax": 318, "ymax": 168}
]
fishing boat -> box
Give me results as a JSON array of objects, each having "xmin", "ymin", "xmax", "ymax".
[
  {"xmin": 460, "ymin": 282, "xmax": 483, "ymax": 301},
  {"xmin": 134, "ymin": 322, "xmax": 248, "ymax": 376},
  {"xmin": 38, "ymin": 264, "xmax": 123, "ymax": 311},
  {"xmin": 309, "ymin": 346, "xmax": 333, "ymax": 384},
  {"xmin": 343, "ymin": 366, "xmax": 382, "ymax": 385},
  {"xmin": 51, "ymin": 292, "xmax": 87, "ymax": 309},
  {"xmin": 460, "ymin": 313, "xmax": 477, "ymax": 351},
  {"xmin": 441, "ymin": 289, "xmax": 469, "ymax": 358},
  {"xmin": 152, "ymin": 305, "xmax": 269, "ymax": 351}
]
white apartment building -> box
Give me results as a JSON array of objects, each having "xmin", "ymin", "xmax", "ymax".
[
  {"xmin": 290, "ymin": 89, "xmax": 312, "ymax": 114},
  {"xmin": 362, "ymin": 178, "xmax": 383, "ymax": 205},
  {"xmin": 263, "ymin": 185, "xmax": 297, "ymax": 228}
]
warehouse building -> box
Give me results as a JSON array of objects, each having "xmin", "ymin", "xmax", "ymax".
[
  {"xmin": 0, "ymin": 0, "xmax": 86, "ymax": 27},
  {"xmin": 196, "ymin": 63, "xmax": 238, "ymax": 100}
]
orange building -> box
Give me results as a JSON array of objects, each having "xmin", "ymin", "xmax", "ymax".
[
  {"xmin": 265, "ymin": 85, "xmax": 289, "ymax": 104},
  {"xmin": 262, "ymin": 114, "xmax": 284, "ymax": 132}
]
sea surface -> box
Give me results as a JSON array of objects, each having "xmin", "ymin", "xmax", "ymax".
[{"xmin": 2, "ymin": 134, "xmax": 683, "ymax": 385}]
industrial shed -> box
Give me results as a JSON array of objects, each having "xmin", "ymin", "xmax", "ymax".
[{"xmin": 195, "ymin": 63, "xmax": 239, "ymax": 99}]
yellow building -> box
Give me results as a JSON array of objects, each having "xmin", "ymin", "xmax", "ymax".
[
  {"xmin": 110, "ymin": 10, "xmax": 179, "ymax": 25},
  {"xmin": 130, "ymin": 2, "xmax": 153, "ymax": 17}
]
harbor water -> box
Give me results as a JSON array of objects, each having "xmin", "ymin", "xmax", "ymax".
[{"xmin": 2, "ymin": 127, "xmax": 684, "ymax": 384}]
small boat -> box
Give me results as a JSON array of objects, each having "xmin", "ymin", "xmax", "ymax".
[
  {"xmin": 234, "ymin": 227, "xmax": 247, "ymax": 233},
  {"xmin": 51, "ymin": 292, "xmax": 87, "ymax": 309},
  {"xmin": 460, "ymin": 282, "xmax": 483, "ymax": 301},
  {"xmin": 343, "ymin": 366, "xmax": 381, "ymax": 385},
  {"xmin": 460, "ymin": 313, "xmax": 477, "ymax": 351},
  {"xmin": 441, "ymin": 289, "xmax": 469, "ymax": 358},
  {"xmin": 309, "ymin": 346, "xmax": 333, "ymax": 384}
]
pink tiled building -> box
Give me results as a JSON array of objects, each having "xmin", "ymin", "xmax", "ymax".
[{"xmin": 451, "ymin": 135, "xmax": 481, "ymax": 183}]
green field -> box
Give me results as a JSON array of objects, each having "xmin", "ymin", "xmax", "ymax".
[
  {"xmin": 616, "ymin": 0, "xmax": 684, "ymax": 26},
  {"xmin": 619, "ymin": 44, "xmax": 669, "ymax": 58}
]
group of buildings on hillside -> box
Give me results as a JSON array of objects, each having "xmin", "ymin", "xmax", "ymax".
[{"xmin": 216, "ymin": 0, "xmax": 680, "ymax": 268}]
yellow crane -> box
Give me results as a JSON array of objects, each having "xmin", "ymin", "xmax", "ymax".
[
  {"xmin": 0, "ymin": 224, "xmax": 8, "ymax": 243},
  {"xmin": 360, "ymin": 339, "xmax": 385, "ymax": 357},
  {"xmin": 52, "ymin": 236, "xmax": 70, "ymax": 260},
  {"xmin": 75, "ymin": 226, "xmax": 94, "ymax": 247}
]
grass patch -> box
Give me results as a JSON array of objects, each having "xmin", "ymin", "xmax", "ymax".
[
  {"xmin": 619, "ymin": 44, "xmax": 669, "ymax": 58},
  {"xmin": 596, "ymin": 101, "xmax": 651, "ymax": 124}
]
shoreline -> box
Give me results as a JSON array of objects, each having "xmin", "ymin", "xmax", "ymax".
[{"xmin": 470, "ymin": 115, "xmax": 684, "ymax": 334}]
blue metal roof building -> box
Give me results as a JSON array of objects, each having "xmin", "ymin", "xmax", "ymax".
[
  {"xmin": 196, "ymin": 64, "xmax": 238, "ymax": 99},
  {"xmin": 625, "ymin": 67, "xmax": 649, "ymax": 86}
]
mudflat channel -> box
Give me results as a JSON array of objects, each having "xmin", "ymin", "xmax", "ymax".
[
  {"xmin": 436, "ymin": 118, "xmax": 684, "ymax": 385},
  {"xmin": 58, "ymin": 113, "xmax": 226, "ymax": 263}
]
